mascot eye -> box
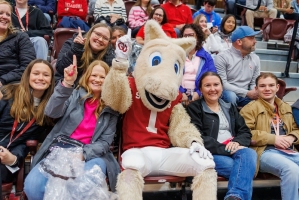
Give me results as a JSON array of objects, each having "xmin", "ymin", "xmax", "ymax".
[
  {"xmin": 149, "ymin": 52, "xmax": 162, "ymax": 66},
  {"xmin": 174, "ymin": 61, "xmax": 180, "ymax": 76}
]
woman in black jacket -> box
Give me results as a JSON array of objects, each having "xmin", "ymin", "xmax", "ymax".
[
  {"xmin": 0, "ymin": 59, "xmax": 54, "ymax": 197},
  {"xmin": 187, "ymin": 72, "xmax": 257, "ymax": 200},
  {"xmin": 55, "ymin": 23, "xmax": 114, "ymax": 83},
  {"xmin": 0, "ymin": 0, "xmax": 36, "ymax": 85}
]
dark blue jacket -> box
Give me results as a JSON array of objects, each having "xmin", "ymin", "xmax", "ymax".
[
  {"xmin": 180, "ymin": 47, "xmax": 217, "ymax": 96},
  {"xmin": 28, "ymin": 0, "xmax": 56, "ymax": 13}
]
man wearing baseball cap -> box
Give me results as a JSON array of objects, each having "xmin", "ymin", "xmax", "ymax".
[{"xmin": 215, "ymin": 26, "xmax": 261, "ymax": 107}]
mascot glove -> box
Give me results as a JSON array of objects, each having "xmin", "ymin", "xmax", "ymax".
[
  {"xmin": 190, "ymin": 142, "xmax": 213, "ymax": 159},
  {"xmin": 115, "ymin": 34, "xmax": 132, "ymax": 61}
]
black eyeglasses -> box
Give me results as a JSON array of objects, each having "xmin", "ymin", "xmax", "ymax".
[{"xmin": 93, "ymin": 31, "xmax": 110, "ymax": 42}]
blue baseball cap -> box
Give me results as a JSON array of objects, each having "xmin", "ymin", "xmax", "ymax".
[{"xmin": 231, "ymin": 26, "xmax": 261, "ymax": 42}]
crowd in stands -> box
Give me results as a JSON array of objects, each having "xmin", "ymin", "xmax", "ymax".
[{"xmin": 1, "ymin": 0, "xmax": 299, "ymax": 199}]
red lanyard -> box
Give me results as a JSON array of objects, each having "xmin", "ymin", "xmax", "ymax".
[
  {"xmin": 15, "ymin": 7, "xmax": 29, "ymax": 31},
  {"xmin": 271, "ymin": 104, "xmax": 280, "ymax": 136},
  {"xmin": 7, "ymin": 118, "xmax": 35, "ymax": 148}
]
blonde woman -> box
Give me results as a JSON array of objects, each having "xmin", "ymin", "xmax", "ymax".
[
  {"xmin": 55, "ymin": 23, "xmax": 112, "ymax": 83},
  {"xmin": 24, "ymin": 58, "xmax": 120, "ymax": 199},
  {"xmin": 0, "ymin": 0, "xmax": 35, "ymax": 86}
]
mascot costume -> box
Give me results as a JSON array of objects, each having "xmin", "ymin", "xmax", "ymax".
[{"xmin": 102, "ymin": 20, "xmax": 217, "ymax": 200}]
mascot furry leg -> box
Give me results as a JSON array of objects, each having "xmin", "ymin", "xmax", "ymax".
[
  {"xmin": 192, "ymin": 169, "xmax": 217, "ymax": 200},
  {"xmin": 116, "ymin": 169, "xmax": 144, "ymax": 200}
]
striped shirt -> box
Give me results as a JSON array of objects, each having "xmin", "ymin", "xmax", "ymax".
[
  {"xmin": 94, "ymin": 0, "xmax": 127, "ymax": 21},
  {"xmin": 128, "ymin": 6, "xmax": 149, "ymax": 28}
]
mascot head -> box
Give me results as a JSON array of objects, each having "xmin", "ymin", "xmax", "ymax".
[{"xmin": 134, "ymin": 20, "xmax": 196, "ymax": 112}]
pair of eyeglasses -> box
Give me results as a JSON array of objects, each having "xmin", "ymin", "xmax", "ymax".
[
  {"xmin": 183, "ymin": 33, "xmax": 195, "ymax": 38},
  {"xmin": 154, "ymin": 13, "xmax": 163, "ymax": 18},
  {"xmin": 93, "ymin": 31, "xmax": 110, "ymax": 42}
]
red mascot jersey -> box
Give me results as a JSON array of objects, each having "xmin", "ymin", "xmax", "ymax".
[{"xmin": 122, "ymin": 77, "xmax": 182, "ymax": 151}]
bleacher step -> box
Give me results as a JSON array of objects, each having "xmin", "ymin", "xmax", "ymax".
[{"xmin": 260, "ymin": 60, "xmax": 298, "ymax": 73}]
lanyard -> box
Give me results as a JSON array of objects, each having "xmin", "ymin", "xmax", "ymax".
[
  {"xmin": 7, "ymin": 118, "xmax": 35, "ymax": 148},
  {"xmin": 271, "ymin": 104, "xmax": 280, "ymax": 136},
  {"xmin": 15, "ymin": 7, "xmax": 29, "ymax": 31}
]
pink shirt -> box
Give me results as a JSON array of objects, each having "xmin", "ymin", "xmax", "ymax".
[
  {"xmin": 128, "ymin": 6, "xmax": 148, "ymax": 28},
  {"xmin": 182, "ymin": 55, "xmax": 201, "ymax": 90},
  {"xmin": 70, "ymin": 99, "xmax": 99, "ymax": 144}
]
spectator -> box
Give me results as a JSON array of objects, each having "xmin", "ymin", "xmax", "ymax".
[
  {"xmin": 128, "ymin": 0, "xmax": 151, "ymax": 38},
  {"xmin": 215, "ymin": 26, "xmax": 260, "ymax": 107},
  {"xmin": 245, "ymin": 0, "xmax": 277, "ymax": 29},
  {"xmin": 0, "ymin": 0, "xmax": 35, "ymax": 85},
  {"xmin": 55, "ymin": 23, "xmax": 112, "ymax": 83},
  {"xmin": 161, "ymin": 0, "xmax": 192, "ymax": 36},
  {"xmin": 28, "ymin": 0, "xmax": 56, "ymax": 23},
  {"xmin": 187, "ymin": 72, "xmax": 257, "ymax": 200},
  {"xmin": 273, "ymin": 0, "xmax": 295, "ymax": 18},
  {"xmin": 214, "ymin": 14, "xmax": 237, "ymax": 51},
  {"xmin": 136, "ymin": 7, "xmax": 176, "ymax": 45},
  {"xmin": 240, "ymin": 73, "xmax": 299, "ymax": 200},
  {"xmin": 224, "ymin": 0, "xmax": 246, "ymax": 15},
  {"xmin": 93, "ymin": 0, "xmax": 127, "ymax": 30},
  {"xmin": 192, "ymin": 0, "xmax": 222, "ymax": 34},
  {"xmin": 24, "ymin": 58, "xmax": 120, "ymax": 199},
  {"xmin": 291, "ymin": 0, "xmax": 299, "ymax": 13},
  {"xmin": 292, "ymin": 98, "xmax": 299, "ymax": 126},
  {"xmin": 111, "ymin": 26, "xmax": 126, "ymax": 49},
  {"xmin": 180, "ymin": 24, "xmax": 216, "ymax": 106},
  {"xmin": 0, "ymin": 59, "xmax": 54, "ymax": 197},
  {"xmin": 12, "ymin": 0, "xmax": 53, "ymax": 60},
  {"xmin": 193, "ymin": 14, "xmax": 221, "ymax": 54}
]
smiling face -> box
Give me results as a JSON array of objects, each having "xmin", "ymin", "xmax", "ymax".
[
  {"xmin": 223, "ymin": 16, "xmax": 236, "ymax": 34},
  {"xmin": 200, "ymin": 75, "xmax": 223, "ymax": 104},
  {"xmin": 111, "ymin": 29, "xmax": 125, "ymax": 49},
  {"xmin": 29, "ymin": 63, "xmax": 52, "ymax": 97},
  {"xmin": 198, "ymin": 15, "xmax": 207, "ymax": 29},
  {"xmin": 88, "ymin": 65, "xmax": 107, "ymax": 98},
  {"xmin": 0, "ymin": 3, "xmax": 11, "ymax": 35},
  {"xmin": 152, "ymin": 8, "xmax": 164, "ymax": 24},
  {"xmin": 255, "ymin": 77, "xmax": 279, "ymax": 104},
  {"xmin": 89, "ymin": 27, "xmax": 110, "ymax": 54}
]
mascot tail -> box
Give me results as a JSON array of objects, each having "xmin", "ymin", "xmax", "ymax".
[
  {"xmin": 116, "ymin": 169, "xmax": 144, "ymax": 200},
  {"xmin": 191, "ymin": 168, "xmax": 217, "ymax": 200}
]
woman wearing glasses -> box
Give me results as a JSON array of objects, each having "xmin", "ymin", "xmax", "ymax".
[
  {"xmin": 55, "ymin": 23, "xmax": 112, "ymax": 83},
  {"xmin": 136, "ymin": 7, "xmax": 176, "ymax": 45},
  {"xmin": 180, "ymin": 24, "xmax": 217, "ymax": 106}
]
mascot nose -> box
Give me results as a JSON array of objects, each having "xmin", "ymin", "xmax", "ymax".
[{"xmin": 145, "ymin": 80, "xmax": 178, "ymax": 101}]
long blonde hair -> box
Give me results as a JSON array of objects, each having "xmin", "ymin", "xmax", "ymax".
[
  {"xmin": 2, "ymin": 59, "xmax": 55, "ymax": 126},
  {"xmin": 0, "ymin": 0, "xmax": 15, "ymax": 42},
  {"xmin": 193, "ymin": 14, "xmax": 208, "ymax": 39},
  {"xmin": 80, "ymin": 23, "xmax": 111, "ymax": 72},
  {"xmin": 134, "ymin": 0, "xmax": 152, "ymax": 15},
  {"xmin": 78, "ymin": 60, "xmax": 110, "ymax": 118}
]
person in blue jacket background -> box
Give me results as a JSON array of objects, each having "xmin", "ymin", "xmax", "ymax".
[{"xmin": 28, "ymin": 0, "xmax": 56, "ymax": 23}]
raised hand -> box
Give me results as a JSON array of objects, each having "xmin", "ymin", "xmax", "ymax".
[
  {"xmin": 115, "ymin": 29, "xmax": 132, "ymax": 61},
  {"xmin": 74, "ymin": 27, "xmax": 86, "ymax": 45},
  {"xmin": 63, "ymin": 55, "xmax": 78, "ymax": 87}
]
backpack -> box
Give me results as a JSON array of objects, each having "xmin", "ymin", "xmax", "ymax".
[{"xmin": 57, "ymin": 0, "xmax": 88, "ymax": 24}]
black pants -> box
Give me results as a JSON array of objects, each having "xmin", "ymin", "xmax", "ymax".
[{"xmin": 0, "ymin": 163, "xmax": 14, "ymax": 198}]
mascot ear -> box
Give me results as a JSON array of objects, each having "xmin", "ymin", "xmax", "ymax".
[
  {"xmin": 144, "ymin": 20, "xmax": 168, "ymax": 44},
  {"xmin": 171, "ymin": 37, "xmax": 196, "ymax": 55},
  {"xmin": 144, "ymin": 19, "xmax": 196, "ymax": 54}
]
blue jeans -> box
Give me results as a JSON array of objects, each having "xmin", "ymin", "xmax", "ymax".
[
  {"xmin": 24, "ymin": 158, "xmax": 106, "ymax": 200},
  {"xmin": 30, "ymin": 36, "xmax": 48, "ymax": 60},
  {"xmin": 43, "ymin": 13, "xmax": 51, "ymax": 23},
  {"xmin": 221, "ymin": 90, "xmax": 253, "ymax": 107},
  {"xmin": 260, "ymin": 149, "xmax": 299, "ymax": 200},
  {"xmin": 214, "ymin": 148, "xmax": 257, "ymax": 200}
]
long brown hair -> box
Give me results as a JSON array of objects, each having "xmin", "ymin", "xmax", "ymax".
[
  {"xmin": 134, "ymin": 0, "xmax": 152, "ymax": 15},
  {"xmin": 78, "ymin": 60, "xmax": 110, "ymax": 118},
  {"xmin": 2, "ymin": 59, "xmax": 55, "ymax": 126},
  {"xmin": 0, "ymin": 0, "xmax": 15, "ymax": 42},
  {"xmin": 80, "ymin": 23, "xmax": 111, "ymax": 72}
]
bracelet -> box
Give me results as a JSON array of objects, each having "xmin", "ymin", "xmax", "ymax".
[
  {"xmin": 9, "ymin": 155, "xmax": 17, "ymax": 166},
  {"xmin": 63, "ymin": 80, "xmax": 74, "ymax": 87}
]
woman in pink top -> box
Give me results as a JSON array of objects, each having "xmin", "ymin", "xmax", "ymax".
[
  {"xmin": 128, "ymin": 0, "xmax": 152, "ymax": 37},
  {"xmin": 24, "ymin": 58, "xmax": 120, "ymax": 199},
  {"xmin": 180, "ymin": 24, "xmax": 217, "ymax": 106}
]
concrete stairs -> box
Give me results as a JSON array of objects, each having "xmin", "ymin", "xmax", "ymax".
[{"xmin": 255, "ymin": 40, "xmax": 299, "ymax": 102}]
